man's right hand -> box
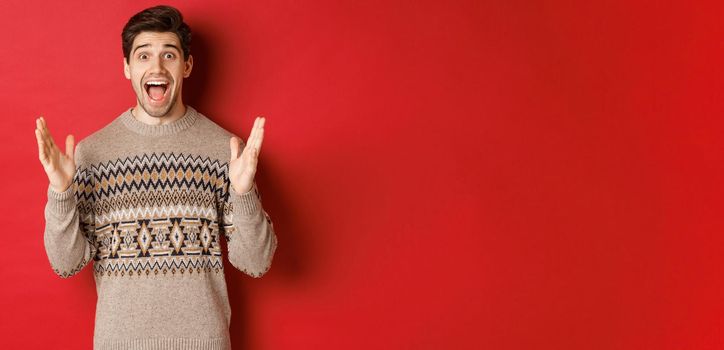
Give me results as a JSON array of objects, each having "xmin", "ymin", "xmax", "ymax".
[{"xmin": 35, "ymin": 116, "xmax": 76, "ymax": 193}]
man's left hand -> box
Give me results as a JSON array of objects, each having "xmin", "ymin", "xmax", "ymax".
[{"xmin": 229, "ymin": 116, "xmax": 265, "ymax": 194}]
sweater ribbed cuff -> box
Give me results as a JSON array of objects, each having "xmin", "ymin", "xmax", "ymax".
[
  {"xmin": 229, "ymin": 182, "xmax": 261, "ymax": 216},
  {"xmin": 47, "ymin": 184, "xmax": 77, "ymax": 215},
  {"xmin": 95, "ymin": 337, "xmax": 230, "ymax": 350}
]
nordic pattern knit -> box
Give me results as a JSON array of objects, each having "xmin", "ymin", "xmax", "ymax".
[{"xmin": 43, "ymin": 106, "xmax": 278, "ymax": 350}]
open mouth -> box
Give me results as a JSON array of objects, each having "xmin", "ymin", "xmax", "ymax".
[{"xmin": 144, "ymin": 80, "xmax": 169, "ymax": 103}]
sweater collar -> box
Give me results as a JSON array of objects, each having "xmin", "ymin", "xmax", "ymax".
[{"xmin": 120, "ymin": 105, "xmax": 199, "ymax": 136}]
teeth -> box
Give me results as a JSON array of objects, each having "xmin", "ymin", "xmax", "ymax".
[{"xmin": 146, "ymin": 81, "xmax": 168, "ymax": 86}]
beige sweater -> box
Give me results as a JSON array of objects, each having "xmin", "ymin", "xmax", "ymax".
[{"xmin": 43, "ymin": 105, "xmax": 278, "ymax": 350}]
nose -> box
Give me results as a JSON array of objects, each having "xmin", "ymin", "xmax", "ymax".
[{"xmin": 149, "ymin": 55, "xmax": 164, "ymax": 73}]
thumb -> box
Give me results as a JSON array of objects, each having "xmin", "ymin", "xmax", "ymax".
[
  {"xmin": 230, "ymin": 136, "xmax": 241, "ymax": 159},
  {"xmin": 65, "ymin": 134, "xmax": 74, "ymax": 160}
]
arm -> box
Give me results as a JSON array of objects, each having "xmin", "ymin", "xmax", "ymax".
[
  {"xmin": 219, "ymin": 178, "xmax": 278, "ymax": 278},
  {"xmin": 43, "ymin": 154, "xmax": 97, "ymax": 279},
  {"xmin": 220, "ymin": 117, "xmax": 277, "ymax": 278},
  {"xmin": 35, "ymin": 116, "xmax": 96, "ymax": 278}
]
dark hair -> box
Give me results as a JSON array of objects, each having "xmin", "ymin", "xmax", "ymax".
[{"xmin": 121, "ymin": 5, "xmax": 192, "ymax": 63}]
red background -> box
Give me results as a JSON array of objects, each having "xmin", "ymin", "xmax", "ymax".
[{"xmin": 1, "ymin": 0, "xmax": 724, "ymax": 349}]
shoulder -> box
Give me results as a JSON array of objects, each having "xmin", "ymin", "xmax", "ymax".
[
  {"xmin": 73, "ymin": 109, "xmax": 129, "ymax": 166},
  {"xmin": 189, "ymin": 107, "xmax": 248, "ymax": 160},
  {"xmin": 192, "ymin": 107, "xmax": 241, "ymax": 140}
]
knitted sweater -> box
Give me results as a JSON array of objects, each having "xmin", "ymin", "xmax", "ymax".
[{"xmin": 43, "ymin": 105, "xmax": 278, "ymax": 350}]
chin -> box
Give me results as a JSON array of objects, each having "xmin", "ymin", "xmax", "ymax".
[{"xmin": 136, "ymin": 94, "xmax": 177, "ymax": 118}]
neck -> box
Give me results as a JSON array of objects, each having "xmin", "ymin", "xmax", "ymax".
[
  {"xmin": 120, "ymin": 104, "xmax": 198, "ymax": 136},
  {"xmin": 131, "ymin": 100, "xmax": 187, "ymax": 126}
]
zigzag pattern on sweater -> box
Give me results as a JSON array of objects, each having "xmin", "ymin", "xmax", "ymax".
[
  {"xmin": 94, "ymin": 254, "xmax": 224, "ymax": 277},
  {"xmin": 71, "ymin": 152, "xmax": 241, "ymax": 278},
  {"xmin": 82, "ymin": 152, "xmax": 228, "ymax": 201},
  {"xmin": 93, "ymin": 190, "xmax": 218, "ymax": 223}
]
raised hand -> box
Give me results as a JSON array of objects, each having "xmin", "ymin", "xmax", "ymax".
[
  {"xmin": 35, "ymin": 116, "xmax": 76, "ymax": 193},
  {"xmin": 229, "ymin": 116, "xmax": 265, "ymax": 195}
]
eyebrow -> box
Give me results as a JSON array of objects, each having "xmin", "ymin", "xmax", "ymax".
[{"xmin": 132, "ymin": 43, "xmax": 181, "ymax": 55}]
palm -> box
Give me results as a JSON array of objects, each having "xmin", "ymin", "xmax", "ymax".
[
  {"xmin": 35, "ymin": 117, "xmax": 76, "ymax": 192},
  {"xmin": 229, "ymin": 117, "xmax": 265, "ymax": 194}
]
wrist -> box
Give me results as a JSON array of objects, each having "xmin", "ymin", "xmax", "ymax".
[
  {"xmin": 229, "ymin": 182, "xmax": 261, "ymax": 215},
  {"xmin": 230, "ymin": 182, "xmax": 253, "ymax": 195},
  {"xmin": 50, "ymin": 182, "xmax": 71, "ymax": 194}
]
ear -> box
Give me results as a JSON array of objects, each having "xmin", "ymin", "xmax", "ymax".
[
  {"xmin": 183, "ymin": 54, "xmax": 193, "ymax": 78},
  {"xmin": 123, "ymin": 57, "xmax": 130, "ymax": 80}
]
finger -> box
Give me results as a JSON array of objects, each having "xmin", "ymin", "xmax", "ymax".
[
  {"xmin": 40, "ymin": 117, "xmax": 56, "ymax": 150},
  {"xmin": 249, "ymin": 148, "xmax": 259, "ymax": 169},
  {"xmin": 65, "ymin": 134, "xmax": 75, "ymax": 160},
  {"xmin": 230, "ymin": 136, "xmax": 241, "ymax": 159},
  {"xmin": 40, "ymin": 116, "xmax": 48, "ymax": 138},
  {"xmin": 247, "ymin": 117, "xmax": 262, "ymax": 153},
  {"xmin": 239, "ymin": 124, "xmax": 254, "ymax": 160},
  {"xmin": 244, "ymin": 147, "xmax": 258, "ymax": 167},
  {"xmin": 36, "ymin": 119, "xmax": 50, "ymax": 157},
  {"xmin": 34, "ymin": 125, "xmax": 43, "ymax": 146},
  {"xmin": 37, "ymin": 117, "xmax": 48, "ymax": 142},
  {"xmin": 256, "ymin": 126, "xmax": 264, "ymax": 154},
  {"xmin": 35, "ymin": 128, "xmax": 48, "ymax": 163},
  {"xmin": 250, "ymin": 117, "xmax": 265, "ymax": 154},
  {"xmin": 250, "ymin": 128, "xmax": 264, "ymax": 156},
  {"xmin": 246, "ymin": 117, "xmax": 260, "ymax": 150},
  {"xmin": 36, "ymin": 118, "xmax": 43, "ymax": 138}
]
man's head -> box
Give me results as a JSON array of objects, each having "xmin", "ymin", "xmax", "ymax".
[{"xmin": 122, "ymin": 5, "xmax": 193, "ymax": 119}]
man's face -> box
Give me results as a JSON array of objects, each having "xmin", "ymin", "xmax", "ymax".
[{"xmin": 124, "ymin": 31, "xmax": 193, "ymax": 118}]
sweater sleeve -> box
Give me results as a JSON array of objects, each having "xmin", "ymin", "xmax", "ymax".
[
  {"xmin": 43, "ymin": 144, "xmax": 97, "ymax": 279},
  {"xmin": 217, "ymin": 175, "xmax": 278, "ymax": 278}
]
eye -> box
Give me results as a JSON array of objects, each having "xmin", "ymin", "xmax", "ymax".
[
  {"xmin": 164, "ymin": 53, "xmax": 175, "ymax": 59},
  {"xmin": 138, "ymin": 53, "xmax": 148, "ymax": 60}
]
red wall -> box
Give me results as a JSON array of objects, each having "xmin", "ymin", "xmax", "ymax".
[{"xmin": 2, "ymin": 0, "xmax": 724, "ymax": 349}]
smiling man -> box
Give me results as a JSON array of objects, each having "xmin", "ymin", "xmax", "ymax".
[
  {"xmin": 127, "ymin": 32, "xmax": 189, "ymax": 119},
  {"xmin": 34, "ymin": 5, "xmax": 277, "ymax": 350}
]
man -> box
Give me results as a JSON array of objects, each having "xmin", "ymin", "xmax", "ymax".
[{"xmin": 34, "ymin": 5, "xmax": 277, "ymax": 350}]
